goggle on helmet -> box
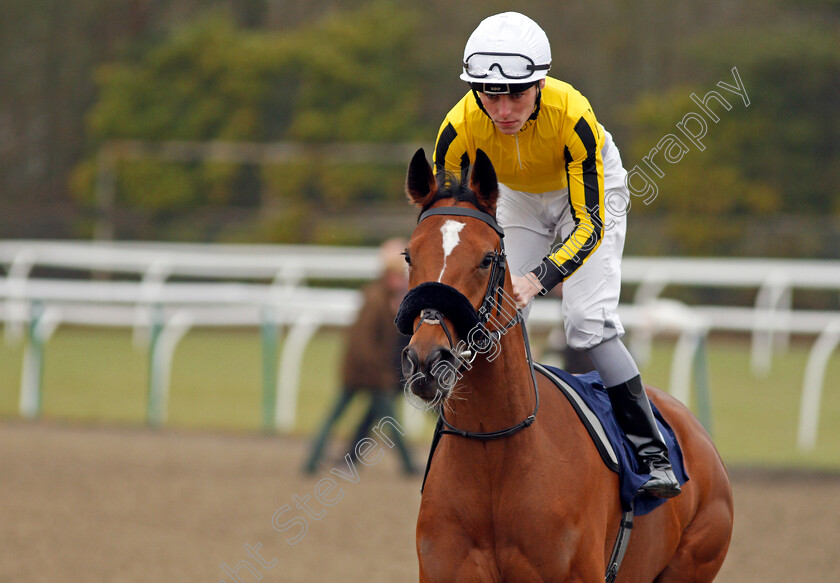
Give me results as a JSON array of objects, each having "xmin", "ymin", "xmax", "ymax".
[{"xmin": 460, "ymin": 12, "xmax": 551, "ymax": 95}]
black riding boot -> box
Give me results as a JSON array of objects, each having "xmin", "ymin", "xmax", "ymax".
[{"xmin": 607, "ymin": 375, "xmax": 681, "ymax": 499}]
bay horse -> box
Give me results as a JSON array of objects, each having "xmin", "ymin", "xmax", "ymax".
[{"xmin": 396, "ymin": 148, "xmax": 733, "ymax": 582}]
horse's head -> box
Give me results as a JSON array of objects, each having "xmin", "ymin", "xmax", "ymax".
[{"xmin": 396, "ymin": 148, "xmax": 516, "ymax": 405}]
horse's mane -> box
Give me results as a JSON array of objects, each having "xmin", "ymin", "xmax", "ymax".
[{"xmin": 421, "ymin": 169, "xmax": 491, "ymax": 216}]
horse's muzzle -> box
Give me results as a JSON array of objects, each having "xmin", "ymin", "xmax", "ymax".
[
  {"xmin": 396, "ymin": 282, "xmax": 483, "ymax": 403},
  {"xmin": 401, "ymin": 344, "xmax": 461, "ymax": 403}
]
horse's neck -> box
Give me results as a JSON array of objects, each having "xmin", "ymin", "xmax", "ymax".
[{"xmin": 446, "ymin": 326, "xmax": 535, "ymax": 431}]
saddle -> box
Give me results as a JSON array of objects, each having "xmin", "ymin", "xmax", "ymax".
[{"xmin": 535, "ymin": 364, "xmax": 689, "ymax": 515}]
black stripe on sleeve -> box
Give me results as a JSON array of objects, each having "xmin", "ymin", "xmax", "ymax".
[
  {"xmin": 563, "ymin": 145, "xmax": 577, "ymax": 226},
  {"xmin": 434, "ymin": 123, "xmax": 458, "ymax": 173},
  {"xmin": 572, "ymin": 117, "xmax": 601, "ymax": 214},
  {"xmin": 539, "ymin": 135, "xmax": 602, "ymax": 287}
]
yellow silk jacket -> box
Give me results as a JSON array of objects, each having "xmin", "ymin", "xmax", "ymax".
[{"xmin": 433, "ymin": 77, "xmax": 606, "ymax": 289}]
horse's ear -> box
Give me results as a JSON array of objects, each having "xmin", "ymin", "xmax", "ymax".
[
  {"xmin": 469, "ymin": 149, "xmax": 499, "ymax": 212},
  {"xmin": 405, "ymin": 148, "xmax": 437, "ymax": 208}
]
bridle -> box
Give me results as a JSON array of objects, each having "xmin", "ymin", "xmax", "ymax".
[{"xmin": 396, "ymin": 205, "xmax": 540, "ymax": 440}]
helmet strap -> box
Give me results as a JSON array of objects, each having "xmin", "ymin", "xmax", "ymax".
[
  {"xmin": 528, "ymin": 86, "xmax": 543, "ymax": 121},
  {"xmin": 471, "ymin": 88, "xmax": 494, "ymax": 122}
]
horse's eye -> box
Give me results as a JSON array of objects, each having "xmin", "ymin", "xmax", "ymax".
[
  {"xmin": 402, "ymin": 250, "xmax": 411, "ymax": 266},
  {"xmin": 479, "ymin": 253, "xmax": 494, "ymax": 269}
]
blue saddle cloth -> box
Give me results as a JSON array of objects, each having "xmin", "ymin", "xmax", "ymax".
[{"xmin": 541, "ymin": 365, "xmax": 689, "ymax": 516}]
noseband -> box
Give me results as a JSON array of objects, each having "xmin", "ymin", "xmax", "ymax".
[{"xmin": 396, "ymin": 205, "xmax": 540, "ymax": 440}]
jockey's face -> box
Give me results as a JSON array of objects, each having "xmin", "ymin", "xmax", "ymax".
[{"xmin": 479, "ymin": 80, "xmax": 544, "ymax": 135}]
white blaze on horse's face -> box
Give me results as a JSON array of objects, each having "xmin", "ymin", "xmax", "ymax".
[{"xmin": 437, "ymin": 220, "xmax": 466, "ymax": 282}]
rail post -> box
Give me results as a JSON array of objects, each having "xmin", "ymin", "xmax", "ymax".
[
  {"xmin": 797, "ymin": 318, "xmax": 840, "ymax": 451},
  {"xmin": 19, "ymin": 302, "xmax": 62, "ymax": 420},
  {"xmin": 146, "ymin": 305, "xmax": 165, "ymax": 426},
  {"xmin": 260, "ymin": 307, "xmax": 279, "ymax": 432},
  {"xmin": 693, "ymin": 335, "xmax": 713, "ymax": 436}
]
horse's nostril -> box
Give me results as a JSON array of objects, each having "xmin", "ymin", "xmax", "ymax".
[
  {"xmin": 401, "ymin": 346, "xmax": 419, "ymax": 379},
  {"xmin": 426, "ymin": 347, "xmax": 457, "ymax": 376},
  {"xmin": 425, "ymin": 348, "xmax": 443, "ymax": 372}
]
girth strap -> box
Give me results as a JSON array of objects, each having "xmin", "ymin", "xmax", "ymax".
[{"xmin": 606, "ymin": 509, "xmax": 634, "ymax": 583}]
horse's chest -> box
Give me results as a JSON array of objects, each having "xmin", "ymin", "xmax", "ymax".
[{"xmin": 417, "ymin": 492, "xmax": 578, "ymax": 582}]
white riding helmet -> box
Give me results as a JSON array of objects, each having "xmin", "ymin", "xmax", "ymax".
[{"xmin": 460, "ymin": 12, "xmax": 551, "ymax": 94}]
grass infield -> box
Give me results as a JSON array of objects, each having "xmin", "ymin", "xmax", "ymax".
[{"xmin": 0, "ymin": 326, "xmax": 838, "ymax": 469}]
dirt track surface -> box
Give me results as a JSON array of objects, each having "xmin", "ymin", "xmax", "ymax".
[{"xmin": 1, "ymin": 421, "xmax": 838, "ymax": 582}]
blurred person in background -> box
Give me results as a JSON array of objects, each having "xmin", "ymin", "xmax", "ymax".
[
  {"xmin": 303, "ymin": 238, "xmax": 418, "ymax": 476},
  {"xmin": 432, "ymin": 12, "xmax": 679, "ymax": 497}
]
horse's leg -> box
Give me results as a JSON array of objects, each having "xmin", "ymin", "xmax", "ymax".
[
  {"xmin": 645, "ymin": 392, "xmax": 734, "ymax": 583},
  {"xmin": 417, "ymin": 541, "xmax": 500, "ymax": 583},
  {"xmin": 417, "ymin": 505, "xmax": 502, "ymax": 583},
  {"xmin": 652, "ymin": 495, "xmax": 733, "ymax": 582}
]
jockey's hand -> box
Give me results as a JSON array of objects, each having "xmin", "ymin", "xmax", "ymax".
[{"xmin": 511, "ymin": 272, "xmax": 550, "ymax": 308}]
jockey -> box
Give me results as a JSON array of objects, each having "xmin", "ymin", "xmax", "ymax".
[{"xmin": 433, "ymin": 12, "xmax": 680, "ymax": 498}]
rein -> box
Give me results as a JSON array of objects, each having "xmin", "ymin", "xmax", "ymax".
[{"xmin": 411, "ymin": 205, "xmax": 540, "ymax": 441}]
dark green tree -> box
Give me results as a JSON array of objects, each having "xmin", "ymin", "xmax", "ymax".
[
  {"xmin": 621, "ymin": 18, "xmax": 840, "ymax": 257},
  {"xmin": 72, "ymin": 2, "xmax": 432, "ymax": 241}
]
